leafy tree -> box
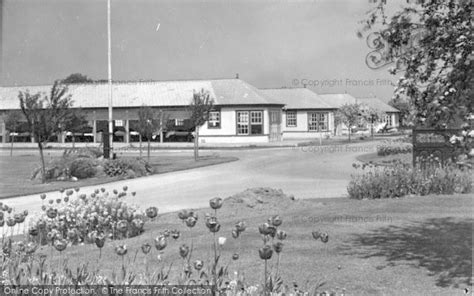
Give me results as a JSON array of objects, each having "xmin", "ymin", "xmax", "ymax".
[
  {"xmin": 19, "ymin": 81, "xmax": 73, "ymax": 183},
  {"xmin": 62, "ymin": 73, "xmax": 93, "ymax": 84},
  {"xmin": 62, "ymin": 109, "xmax": 89, "ymax": 148},
  {"xmin": 335, "ymin": 103, "xmax": 362, "ymax": 141},
  {"xmin": 4, "ymin": 110, "xmax": 24, "ymax": 156},
  {"xmin": 188, "ymin": 89, "xmax": 214, "ymax": 161},
  {"xmin": 131, "ymin": 106, "xmax": 168, "ymax": 161},
  {"xmin": 361, "ymin": 106, "xmax": 384, "ymax": 137},
  {"xmin": 359, "ymin": 0, "xmax": 473, "ymax": 128}
]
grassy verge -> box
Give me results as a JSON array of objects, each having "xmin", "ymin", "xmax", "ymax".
[
  {"xmin": 0, "ymin": 153, "xmax": 237, "ymax": 199},
  {"xmin": 33, "ymin": 192, "xmax": 473, "ymax": 295},
  {"xmin": 356, "ymin": 152, "xmax": 412, "ymax": 166}
]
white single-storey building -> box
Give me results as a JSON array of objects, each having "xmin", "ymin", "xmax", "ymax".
[{"xmin": 0, "ymin": 79, "xmax": 399, "ymax": 144}]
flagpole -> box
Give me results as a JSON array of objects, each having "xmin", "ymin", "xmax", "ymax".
[{"xmin": 107, "ymin": 0, "xmax": 113, "ymax": 157}]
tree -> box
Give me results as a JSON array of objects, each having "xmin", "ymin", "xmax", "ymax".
[
  {"xmin": 4, "ymin": 111, "xmax": 24, "ymax": 156},
  {"xmin": 62, "ymin": 73, "xmax": 93, "ymax": 84},
  {"xmin": 62, "ymin": 109, "xmax": 89, "ymax": 148},
  {"xmin": 359, "ymin": 0, "xmax": 473, "ymax": 128},
  {"xmin": 360, "ymin": 106, "xmax": 384, "ymax": 137},
  {"xmin": 188, "ymin": 89, "xmax": 214, "ymax": 161},
  {"xmin": 335, "ymin": 103, "xmax": 362, "ymax": 141},
  {"xmin": 19, "ymin": 80, "xmax": 73, "ymax": 183},
  {"xmin": 131, "ymin": 106, "xmax": 168, "ymax": 161}
]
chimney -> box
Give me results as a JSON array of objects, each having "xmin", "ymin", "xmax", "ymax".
[{"xmin": 235, "ymin": 73, "xmax": 239, "ymax": 79}]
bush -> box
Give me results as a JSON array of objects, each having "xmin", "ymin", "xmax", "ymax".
[
  {"xmin": 63, "ymin": 147, "xmax": 103, "ymax": 159},
  {"xmin": 376, "ymin": 140, "xmax": 412, "ymax": 156},
  {"xmin": 104, "ymin": 158, "xmax": 153, "ymax": 177},
  {"xmin": 69, "ymin": 157, "xmax": 97, "ymax": 179},
  {"xmin": 347, "ymin": 162, "xmax": 473, "ymax": 199}
]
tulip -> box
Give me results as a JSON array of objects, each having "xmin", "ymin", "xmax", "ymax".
[
  {"xmin": 14, "ymin": 213, "xmax": 25, "ymax": 224},
  {"xmin": 259, "ymin": 223, "xmax": 276, "ymax": 237},
  {"xmin": 154, "ymin": 235, "xmax": 167, "ymax": 251},
  {"xmin": 320, "ymin": 232, "xmax": 329, "ymax": 243},
  {"xmin": 235, "ymin": 221, "xmax": 246, "ymax": 233},
  {"xmin": 7, "ymin": 208, "xmax": 12, "ymax": 214},
  {"xmin": 66, "ymin": 190, "xmax": 74, "ymax": 196},
  {"xmin": 123, "ymin": 186, "xmax": 128, "ymax": 191},
  {"xmin": 231, "ymin": 229, "xmax": 239, "ymax": 239},
  {"xmin": 276, "ymin": 230, "xmax": 287, "ymax": 240},
  {"xmin": 145, "ymin": 207, "xmax": 158, "ymax": 219},
  {"xmin": 41, "ymin": 205, "xmax": 46, "ymax": 211},
  {"xmin": 40, "ymin": 194, "xmax": 47, "ymax": 200},
  {"xmin": 273, "ymin": 242, "xmax": 284, "ymax": 253},
  {"xmin": 115, "ymin": 245, "xmax": 127, "ymax": 256},
  {"xmin": 74, "ymin": 187, "xmax": 80, "ymax": 192},
  {"xmin": 64, "ymin": 196, "xmax": 69, "ymax": 203},
  {"xmin": 132, "ymin": 219, "xmax": 144, "ymax": 231},
  {"xmin": 79, "ymin": 194, "xmax": 87, "ymax": 200},
  {"xmin": 117, "ymin": 220, "xmax": 128, "ymax": 233},
  {"xmin": 46, "ymin": 208, "xmax": 57, "ymax": 219},
  {"xmin": 17, "ymin": 241, "xmax": 26, "ymax": 253},
  {"xmin": 131, "ymin": 192, "xmax": 136, "ymax": 196},
  {"xmin": 67, "ymin": 229, "xmax": 78, "ymax": 241},
  {"xmin": 171, "ymin": 230, "xmax": 180, "ymax": 239},
  {"xmin": 49, "ymin": 199, "xmax": 54, "ymax": 204},
  {"xmin": 178, "ymin": 210, "xmax": 189, "ymax": 221},
  {"xmin": 101, "ymin": 188, "xmax": 106, "ymax": 193},
  {"xmin": 232, "ymin": 253, "xmax": 239, "ymax": 260},
  {"xmin": 56, "ymin": 198, "xmax": 62, "ymax": 204},
  {"xmin": 218, "ymin": 237, "xmax": 227, "ymax": 246},
  {"xmin": 209, "ymin": 197, "xmax": 223, "ymax": 210},
  {"xmin": 179, "ymin": 244, "xmax": 190, "ymax": 259},
  {"xmin": 269, "ymin": 215, "xmax": 283, "ymax": 227},
  {"xmin": 6, "ymin": 218, "xmax": 15, "ymax": 227},
  {"xmin": 54, "ymin": 239, "xmax": 67, "ymax": 252},
  {"xmin": 258, "ymin": 245, "xmax": 273, "ymax": 260},
  {"xmin": 113, "ymin": 189, "xmax": 118, "ymax": 195},
  {"xmin": 141, "ymin": 242, "xmax": 152, "ymax": 254},
  {"xmin": 185, "ymin": 216, "xmax": 197, "ymax": 228},
  {"xmin": 193, "ymin": 260, "xmax": 203, "ymax": 271},
  {"xmin": 312, "ymin": 231, "xmax": 321, "ymax": 240},
  {"xmin": 59, "ymin": 188, "xmax": 65, "ymax": 193},
  {"xmin": 162, "ymin": 229, "xmax": 171, "ymax": 238}
]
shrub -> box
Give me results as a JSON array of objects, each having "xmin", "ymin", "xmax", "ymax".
[
  {"xmin": 69, "ymin": 157, "xmax": 97, "ymax": 179},
  {"xmin": 104, "ymin": 158, "xmax": 153, "ymax": 177},
  {"xmin": 376, "ymin": 140, "xmax": 412, "ymax": 156},
  {"xmin": 63, "ymin": 147, "xmax": 103, "ymax": 159},
  {"xmin": 347, "ymin": 162, "xmax": 473, "ymax": 199}
]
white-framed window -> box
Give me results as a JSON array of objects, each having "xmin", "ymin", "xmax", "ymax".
[
  {"xmin": 286, "ymin": 111, "xmax": 297, "ymax": 127},
  {"xmin": 382, "ymin": 114, "xmax": 392, "ymax": 127},
  {"xmin": 115, "ymin": 120, "xmax": 124, "ymax": 127},
  {"xmin": 208, "ymin": 110, "xmax": 221, "ymax": 128},
  {"xmin": 175, "ymin": 119, "xmax": 184, "ymax": 126},
  {"xmin": 308, "ymin": 112, "xmax": 328, "ymax": 131},
  {"xmin": 236, "ymin": 110, "xmax": 263, "ymax": 135}
]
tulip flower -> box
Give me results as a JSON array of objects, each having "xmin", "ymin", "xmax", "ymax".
[
  {"xmin": 269, "ymin": 215, "xmax": 283, "ymax": 227},
  {"xmin": 46, "ymin": 208, "xmax": 58, "ymax": 219},
  {"xmin": 273, "ymin": 242, "xmax": 284, "ymax": 253},
  {"xmin": 193, "ymin": 260, "xmax": 204, "ymax": 271},
  {"xmin": 209, "ymin": 197, "xmax": 223, "ymax": 210},
  {"xmin": 54, "ymin": 239, "xmax": 67, "ymax": 252},
  {"xmin": 141, "ymin": 242, "xmax": 152, "ymax": 254},
  {"xmin": 40, "ymin": 194, "xmax": 46, "ymax": 200},
  {"xmin": 29, "ymin": 227, "xmax": 39, "ymax": 237},
  {"xmin": 218, "ymin": 237, "xmax": 227, "ymax": 246},
  {"xmin": 145, "ymin": 207, "xmax": 158, "ymax": 219},
  {"xmin": 231, "ymin": 229, "xmax": 239, "ymax": 239},
  {"xmin": 26, "ymin": 242, "xmax": 38, "ymax": 254},
  {"xmin": 154, "ymin": 235, "xmax": 167, "ymax": 251},
  {"xmin": 232, "ymin": 253, "xmax": 239, "ymax": 260},
  {"xmin": 312, "ymin": 231, "xmax": 321, "ymax": 240},
  {"xmin": 178, "ymin": 210, "xmax": 189, "ymax": 221},
  {"xmin": 258, "ymin": 245, "xmax": 273, "ymax": 260},
  {"xmin": 276, "ymin": 230, "xmax": 287, "ymax": 240},
  {"xmin": 179, "ymin": 244, "xmax": 190, "ymax": 259},
  {"xmin": 6, "ymin": 218, "xmax": 16, "ymax": 227},
  {"xmin": 185, "ymin": 216, "xmax": 197, "ymax": 228},
  {"xmin": 115, "ymin": 245, "xmax": 127, "ymax": 256},
  {"xmin": 123, "ymin": 186, "xmax": 128, "ymax": 191},
  {"xmin": 235, "ymin": 221, "xmax": 247, "ymax": 233},
  {"xmin": 117, "ymin": 220, "xmax": 128, "ymax": 233},
  {"xmin": 320, "ymin": 232, "xmax": 329, "ymax": 243}
]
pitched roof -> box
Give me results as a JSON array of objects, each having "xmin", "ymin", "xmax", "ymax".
[
  {"xmin": 260, "ymin": 88, "xmax": 333, "ymax": 109},
  {"xmin": 0, "ymin": 79, "xmax": 282, "ymax": 110},
  {"xmin": 356, "ymin": 97, "xmax": 399, "ymax": 113},
  {"xmin": 319, "ymin": 94, "xmax": 399, "ymax": 113}
]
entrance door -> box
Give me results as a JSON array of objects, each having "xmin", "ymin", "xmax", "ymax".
[{"xmin": 269, "ymin": 109, "xmax": 282, "ymax": 142}]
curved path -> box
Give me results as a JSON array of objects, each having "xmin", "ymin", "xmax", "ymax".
[{"xmin": 1, "ymin": 141, "xmax": 378, "ymax": 215}]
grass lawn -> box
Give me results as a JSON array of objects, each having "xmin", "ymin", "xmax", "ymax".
[
  {"xmin": 0, "ymin": 151, "xmax": 237, "ymax": 199},
  {"xmin": 35, "ymin": 191, "xmax": 472, "ymax": 295},
  {"xmin": 357, "ymin": 152, "xmax": 412, "ymax": 166}
]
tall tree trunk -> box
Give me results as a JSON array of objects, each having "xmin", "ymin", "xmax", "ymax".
[
  {"xmin": 194, "ymin": 126, "xmax": 199, "ymax": 161},
  {"xmin": 147, "ymin": 139, "xmax": 151, "ymax": 162},
  {"xmin": 37, "ymin": 141, "xmax": 46, "ymax": 183},
  {"xmin": 10, "ymin": 135, "xmax": 14, "ymax": 157},
  {"xmin": 348, "ymin": 127, "xmax": 351, "ymax": 142},
  {"xmin": 139, "ymin": 134, "xmax": 143, "ymax": 158}
]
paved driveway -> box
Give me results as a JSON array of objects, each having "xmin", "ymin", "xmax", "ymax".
[{"xmin": 1, "ymin": 142, "xmax": 378, "ymax": 214}]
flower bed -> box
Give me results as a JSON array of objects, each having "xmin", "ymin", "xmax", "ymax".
[{"xmin": 376, "ymin": 140, "xmax": 412, "ymax": 156}]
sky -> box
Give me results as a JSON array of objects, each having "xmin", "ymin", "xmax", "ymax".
[{"xmin": 0, "ymin": 0, "xmax": 408, "ymax": 101}]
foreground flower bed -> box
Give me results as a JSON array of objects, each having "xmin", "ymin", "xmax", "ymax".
[
  {"xmin": 0, "ymin": 187, "xmax": 334, "ymax": 295},
  {"xmin": 348, "ymin": 161, "xmax": 473, "ymax": 199}
]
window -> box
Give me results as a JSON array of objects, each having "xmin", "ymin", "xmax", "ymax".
[
  {"xmin": 308, "ymin": 112, "xmax": 328, "ymax": 131},
  {"xmin": 286, "ymin": 111, "xmax": 297, "ymax": 127},
  {"xmin": 236, "ymin": 111, "xmax": 263, "ymax": 135},
  {"xmin": 114, "ymin": 120, "xmax": 124, "ymax": 127},
  {"xmin": 382, "ymin": 114, "xmax": 392, "ymax": 127},
  {"xmin": 173, "ymin": 119, "xmax": 184, "ymax": 126},
  {"xmin": 237, "ymin": 111, "xmax": 249, "ymax": 135},
  {"xmin": 208, "ymin": 111, "xmax": 221, "ymax": 128}
]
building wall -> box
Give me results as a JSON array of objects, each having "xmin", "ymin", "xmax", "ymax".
[{"xmin": 281, "ymin": 110, "xmax": 335, "ymax": 138}]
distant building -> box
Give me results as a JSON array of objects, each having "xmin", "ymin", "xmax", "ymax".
[{"xmin": 0, "ymin": 79, "xmax": 399, "ymax": 144}]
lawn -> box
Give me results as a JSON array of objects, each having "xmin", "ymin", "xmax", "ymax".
[
  {"xmin": 30, "ymin": 188, "xmax": 473, "ymax": 295},
  {"xmin": 0, "ymin": 150, "xmax": 237, "ymax": 199}
]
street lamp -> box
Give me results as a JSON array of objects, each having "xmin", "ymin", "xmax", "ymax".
[{"xmin": 107, "ymin": 0, "xmax": 113, "ymax": 158}]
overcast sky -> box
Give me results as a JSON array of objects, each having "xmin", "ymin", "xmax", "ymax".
[{"xmin": 1, "ymin": 0, "xmax": 407, "ymax": 101}]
